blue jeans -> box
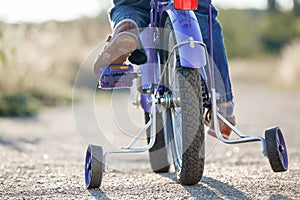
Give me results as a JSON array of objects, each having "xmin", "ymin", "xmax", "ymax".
[{"xmin": 110, "ymin": 0, "xmax": 233, "ymax": 103}]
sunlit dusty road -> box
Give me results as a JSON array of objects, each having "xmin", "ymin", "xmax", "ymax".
[{"xmin": 0, "ymin": 79, "xmax": 299, "ymax": 199}]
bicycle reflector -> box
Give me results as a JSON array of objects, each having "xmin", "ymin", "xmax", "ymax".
[{"xmin": 174, "ymin": 0, "xmax": 198, "ymax": 10}]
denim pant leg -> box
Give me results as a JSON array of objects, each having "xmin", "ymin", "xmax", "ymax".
[
  {"xmin": 195, "ymin": 1, "xmax": 234, "ymax": 103},
  {"xmin": 109, "ymin": 0, "xmax": 233, "ymax": 103},
  {"xmin": 110, "ymin": 0, "xmax": 151, "ymax": 28}
]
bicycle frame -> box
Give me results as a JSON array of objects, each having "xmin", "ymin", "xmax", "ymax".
[
  {"xmin": 103, "ymin": 0, "xmax": 271, "ymax": 169},
  {"xmin": 86, "ymin": 0, "xmax": 288, "ymax": 188}
]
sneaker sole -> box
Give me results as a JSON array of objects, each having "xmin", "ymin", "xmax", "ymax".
[{"xmin": 93, "ymin": 32, "xmax": 138, "ymax": 74}]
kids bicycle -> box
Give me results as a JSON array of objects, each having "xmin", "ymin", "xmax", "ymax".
[{"xmin": 84, "ymin": 0, "xmax": 288, "ymax": 188}]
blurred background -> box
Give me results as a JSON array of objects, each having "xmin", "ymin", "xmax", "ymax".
[{"xmin": 0, "ymin": 0, "xmax": 300, "ymax": 116}]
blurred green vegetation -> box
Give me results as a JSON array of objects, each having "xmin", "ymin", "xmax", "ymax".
[
  {"xmin": 0, "ymin": 93, "xmax": 38, "ymax": 117},
  {"xmin": 0, "ymin": 16, "xmax": 110, "ymax": 117},
  {"xmin": 218, "ymin": 9, "xmax": 300, "ymax": 58}
]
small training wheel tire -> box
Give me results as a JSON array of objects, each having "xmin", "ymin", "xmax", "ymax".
[
  {"xmin": 265, "ymin": 127, "xmax": 288, "ymax": 172},
  {"xmin": 85, "ymin": 144, "xmax": 103, "ymax": 188}
]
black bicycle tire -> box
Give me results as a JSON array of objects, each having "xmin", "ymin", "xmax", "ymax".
[{"xmin": 162, "ymin": 17, "xmax": 205, "ymax": 185}]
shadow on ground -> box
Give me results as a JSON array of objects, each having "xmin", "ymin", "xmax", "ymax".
[
  {"xmin": 0, "ymin": 135, "xmax": 40, "ymax": 152},
  {"xmin": 162, "ymin": 173, "xmax": 251, "ymax": 199},
  {"xmin": 88, "ymin": 189, "xmax": 111, "ymax": 200}
]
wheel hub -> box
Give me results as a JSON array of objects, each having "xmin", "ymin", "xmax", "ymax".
[{"xmin": 160, "ymin": 93, "xmax": 180, "ymax": 108}]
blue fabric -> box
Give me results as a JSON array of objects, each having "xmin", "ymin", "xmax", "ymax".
[{"xmin": 110, "ymin": 0, "xmax": 233, "ymax": 103}]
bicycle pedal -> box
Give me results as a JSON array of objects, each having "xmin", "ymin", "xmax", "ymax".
[{"xmin": 98, "ymin": 64, "xmax": 137, "ymax": 89}]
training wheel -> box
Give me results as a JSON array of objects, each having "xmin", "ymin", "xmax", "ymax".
[
  {"xmin": 265, "ymin": 127, "xmax": 288, "ymax": 172},
  {"xmin": 85, "ymin": 144, "xmax": 104, "ymax": 188}
]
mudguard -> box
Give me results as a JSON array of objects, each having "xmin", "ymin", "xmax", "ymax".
[{"xmin": 161, "ymin": 4, "xmax": 206, "ymax": 69}]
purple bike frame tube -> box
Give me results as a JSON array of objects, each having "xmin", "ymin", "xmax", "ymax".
[
  {"xmin": 139, "ymin": 0, "xmax": 159, "ymax": 87},
  {"xmin": 208, "ymin": 0, "xmax": 215, "ymax": 89},
  {"xmin": 150, "ymin": 0, "xmax": 155, "ymax": 27},
  {"xmin": 139, "ymin": 1, "xmax": 158, "ymax": 113}
]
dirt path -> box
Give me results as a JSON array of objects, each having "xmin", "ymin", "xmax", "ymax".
[{"xmin": 0, "ymin": 81, "xmax": 299, "ymax": 199}]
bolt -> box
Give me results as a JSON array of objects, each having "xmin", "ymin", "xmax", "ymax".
[{"xmin": 279, "ymin": 145, "xmax": 285, "ymax": 153}]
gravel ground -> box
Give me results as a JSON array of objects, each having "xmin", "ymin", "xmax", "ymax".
[{"xmin": 0, "ymin": 82, "xmax": 299, "ymax": 199}]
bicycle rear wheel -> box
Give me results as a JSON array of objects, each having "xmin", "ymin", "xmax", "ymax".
[{"xmin": 162, "ymin": 17, "xmax": 205, "ymax": 185}]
